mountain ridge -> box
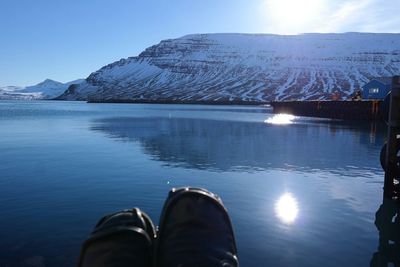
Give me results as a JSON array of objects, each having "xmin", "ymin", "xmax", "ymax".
[{"xmin": 45, "ymin": 33, "xmax": 400, "ymax": 102}]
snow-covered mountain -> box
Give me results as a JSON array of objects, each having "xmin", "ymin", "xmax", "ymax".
[
  {"xmin": 0, "ymin": 79, "xmax": 84, "ymax": 100},
  {"xmin": 57, "ymin": 33, "xmax": 400, "ymax": 102}
]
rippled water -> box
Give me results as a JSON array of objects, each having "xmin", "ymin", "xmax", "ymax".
[{"xmin": 0, "ymin": 101, "xmax": 388, "ymax": 267}]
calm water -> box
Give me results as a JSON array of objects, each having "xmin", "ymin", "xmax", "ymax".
[{"xmin": 0, "ymin": 101, "xmax": 388, "ymax": 266}]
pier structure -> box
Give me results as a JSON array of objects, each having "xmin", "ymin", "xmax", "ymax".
[
  {"xmin": 270, "ymin": 100, "xmax": 384, "ymax": 120},
  {"xmin": 372, "ymin": 77, "xmax": 400, "ymax": 266},
  {"xmin": 382, "ymin": 76, "xmax": 400, "ymax": 199}
]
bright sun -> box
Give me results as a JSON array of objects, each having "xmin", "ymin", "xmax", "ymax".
[{"xmin": 264, "ymin": 0, "xmax": 324, "ymax": 33}]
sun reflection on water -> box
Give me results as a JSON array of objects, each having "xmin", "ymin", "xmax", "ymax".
[
  {"xmin": 265, "ymin": 114, "xmax": 295, "ymax": 125},
  {"xmin": 275, "ymin": 193, "xmax": 299, "ymax": 224}
]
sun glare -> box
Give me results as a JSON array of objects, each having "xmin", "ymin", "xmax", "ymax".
[
  {"xmin": 275, "ymin": 193, "xmax": 299, "ymax": 224},
  {"xmin": 265, "ymin": 114, "xmax": 295, "ymax": 125},
  {"xmin": 264, "ymin": 0, "xmax": 324, "ymax": 32}
]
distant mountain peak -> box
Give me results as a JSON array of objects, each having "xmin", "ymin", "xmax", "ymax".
[
  {"xmin": 34, "ymin": 79, "xmax": 63, "ymax": 87},
  {"xmin": 0, "ymin": 78, "xmax": 84, "ymax": 100},
  {"xmin": 42, "ymin": 78, "xmax": 59, "ymax": 83}
]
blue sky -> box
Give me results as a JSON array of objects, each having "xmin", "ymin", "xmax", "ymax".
[{"xmin": 1, "ymin": 0, "xmax": 399, "ymax": 86}]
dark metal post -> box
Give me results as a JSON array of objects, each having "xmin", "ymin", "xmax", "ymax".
[{"xmin": 383, "ymin": 76, "xmax": 400, "ymax": 199}]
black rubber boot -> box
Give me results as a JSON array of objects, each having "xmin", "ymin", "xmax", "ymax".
[
  {"xmin": 155, "ymin": 187, "xmax": 239, "ymax": 267},
  {"xmin": 77, "ymin": 208, "xmax": 156, "ymax": 267}
]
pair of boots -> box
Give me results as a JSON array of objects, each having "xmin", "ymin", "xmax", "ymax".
[{"xmin": 77, "ymin": 187, "xmax": 239, "ymax": 267}]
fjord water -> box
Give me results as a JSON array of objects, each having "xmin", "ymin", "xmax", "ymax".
[{"xmin": 0, "ymin": 101, "xmax": 385, "ymax": 267}]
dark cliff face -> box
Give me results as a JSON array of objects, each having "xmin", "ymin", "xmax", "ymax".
[{"xmin": 58, "ymin": 33, "xmax": 400, "ymax": 102}]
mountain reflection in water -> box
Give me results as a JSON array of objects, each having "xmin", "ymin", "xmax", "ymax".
[{"xmin": 91, "ymin": 116, "xmax": 385, "ymax": 175}]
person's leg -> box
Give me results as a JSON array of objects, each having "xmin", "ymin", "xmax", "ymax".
[
  {"xmin": 155, "ymin": 187, "xmax": 239, "ymax": 267},
  {"xmin": 77, "ymin": 208, "xmax": 155, "ymax": 267}
]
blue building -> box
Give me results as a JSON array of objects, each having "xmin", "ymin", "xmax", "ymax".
[{"xmin": 361, "ymin": 77, "xmax": 392, "ymax": 100}]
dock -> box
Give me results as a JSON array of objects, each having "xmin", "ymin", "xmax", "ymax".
[{"xmin": 270, "ymin": 100, "xmax": 384, "ymax": 120}]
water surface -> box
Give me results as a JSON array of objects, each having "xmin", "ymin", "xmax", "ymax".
[{"xmin": 0, "ymin": 101, "xmax": 387, "ymax": 267}]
